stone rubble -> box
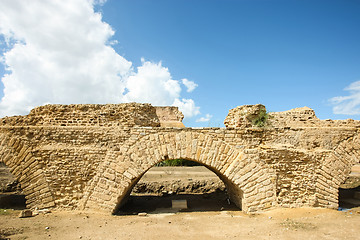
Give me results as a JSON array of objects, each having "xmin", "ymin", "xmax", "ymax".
[{"xmin": 18, "ymin": 209, "xmax": 32, "ymax": 218}]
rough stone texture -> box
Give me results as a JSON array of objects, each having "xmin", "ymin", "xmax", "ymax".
[
  {"xmin": 341, "ymin": 164, "xmax": 360, "ymax": 188},
  {"xmin": 155, "ymin": 107, "xmax": 185, "ymax": 128},
  {"xmin": 18, "ymin": 209, "xmax": 32, "ymax": 218},
  {"xmin": 0, "ymin": 103, "xmax": 161, "ymax": 127},
  {"xmin": 132, "ymin": 179, "xmax": 225, "ymax": 194},
  {"xmin": 0, "ymin": 162, "xmax": 22, "ymax": 192},
  {"xmin": 224, "ymin": 104, "xmax": 267, "ymax": 128},
  {"xmin": 0, "ymin": 103, "xmax": 359, "ymax": 214}
]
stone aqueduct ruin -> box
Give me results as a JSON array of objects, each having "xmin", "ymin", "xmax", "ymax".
[{"xmin": 0, "ymin": 103, "xmax": 359, "ymax": 214}]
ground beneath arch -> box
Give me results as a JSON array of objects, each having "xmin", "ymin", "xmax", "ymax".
[{"xmin": 117, "ymin": 166, "xmax": 236, "ymax": 215}]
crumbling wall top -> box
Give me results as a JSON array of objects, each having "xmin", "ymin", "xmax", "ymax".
[
  {"xmin": 224, "ymin": 104, "xmax": 360, "ymax": 128},
  {"xmin": 155, "ymin": 106, "xmax": 185, "ymax": 128},
  {"xmin": 0, "ymin": 103, "xmax": 162, "ymax": 127},
  {"xmin": 224, "ymin": 104, "xmax": 267, "ymax": 128}
]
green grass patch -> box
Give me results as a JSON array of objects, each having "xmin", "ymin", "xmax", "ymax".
[
  {"xmin": 0, "ymin": 209, "xmax": 13, "ymax": 215},
  {"xmin": 156, "ymin": 159, "xmax": 201, "ymax": 167}
]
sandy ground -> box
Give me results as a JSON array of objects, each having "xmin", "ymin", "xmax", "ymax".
[
  {"xmin": 1, "ymin": 166, "xmax": 360, "ymax": 239},
  {"xmin": 1, "ymin": 208, "xmax": 360, "ymax": 240}
]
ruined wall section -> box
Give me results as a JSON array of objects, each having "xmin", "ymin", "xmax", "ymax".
[
  {"xmin": 269, "ymin": 107, "xmax": 319, "ymax": 128},
  {"xmin": 0, "ymin": 103, "xmax": 359, "ymax": 213},
  {"xmin": 1, "ymin": 125, "xmax": 358, "ymax": 212},
  {"xmin": 21, "ymin": 126, "xmax": 131, "ymax": 210},
  {"xmin": 224, "ymin": 104, "xmax": 267, "ymax": 128},
  {"xmin": 0, "ymin": 103, "xmax": 161, "ymax": 127},
  {"xmin": 80, "ymin": 126, "xmax": 349, "ymax": 212},
  {"xmin": 270, "ymin": 107, "xmax": 360, "ymax": 128},
  {"xmin": 224, "ymin": 104, "xmax": 360, "ymax": 129},
  {"xmin": 155, "ymin": 106, "xmax": 185, "ymax": 128},
  {"xmin": 0, "ymin": 131, "xmax": 55, "ymax": 209},
  {"xmin": 260, "ymin": 147, "xmax": 328, "ymax": 208},
  {"xmin": 0, "ymin": 125, "xmax": 129, "ymax": 210},
  {"xmin": 223, "ymin": 104, "xmax": 360, "ymax": 210}
]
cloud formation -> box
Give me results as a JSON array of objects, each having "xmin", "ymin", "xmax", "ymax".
[
  {"xmin": 196, "ymin": 114, "xmax": 213, "ymax": 122},
  {"xmin": 0, "ymin": 0, "xmax": 201, "ymax": 119},
  {"xmin": 330, "ymin": 80, "xmax": 360, "ymax": 115},
  {"xmin": 182, "ymin": 78, "xmax": 198, "ymax": 93},
  {"xmin": 124, "ymin": 60, "xmax": 181, "ymax": 105}
]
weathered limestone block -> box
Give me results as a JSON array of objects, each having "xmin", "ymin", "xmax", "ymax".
[
  {"xmin": 224, "ymin": 104, "xmax": 267, "ymax": 128},
  {"xmin": 155, "ymin": 106, "xmax": 185, "ymax": 128},
  {"xmin": 269, "ymin": 106, "xmax": 319, "ymax": 128},
  {"xmin": 18, "ymin": 209, "xmax": 33, "ymax": 218}
]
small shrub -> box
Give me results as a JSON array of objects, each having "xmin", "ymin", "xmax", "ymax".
[{"xmin": 252, "ymin": 109, "xmax": 269, "ymax": 127}]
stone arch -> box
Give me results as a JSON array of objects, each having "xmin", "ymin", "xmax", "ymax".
[
  {"xmin": 83, "ymin": 131, "xmax": 276, "ymax": 214},
  {"xmin": 315, "ymin": 133, "xmax": 360, "ymax": 209},
  {"xmin": 0, "ymin": 133, "xmax": 55, "ymax": 209}
]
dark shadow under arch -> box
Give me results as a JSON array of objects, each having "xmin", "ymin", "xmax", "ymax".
[
  {"xmin": 113, "ymin": 159, "xmax": 242, "ymax": 215},
  {"xmin": 338, "ymin": 186, "xmax": 360, "ymax": 210},
  {"xmin": 0, "ymin": 162, "xmax": 26, "ymax": 209},
  {"xmin": 338, "ymin": 164, "xmax": 360, "ymax": 211}
]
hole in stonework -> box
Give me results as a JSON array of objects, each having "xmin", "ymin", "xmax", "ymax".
[
  {"xmin": 0, "ymin": 162, "xmax": 26, "ymax": 209},
  {"xmin": 115, "ymin": 159, "xmax": 241, "ymax": 215}
]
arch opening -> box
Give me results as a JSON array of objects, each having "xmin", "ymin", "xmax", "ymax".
[
  {"xmin": 338, "ymin": 164, "xmax": 360, "ymax": 211},
  {"xmin": 0, "ymin": 162, "xmax": 26, "ymax": 209},
  {"xmin": 113, "ymin": 159, "xmax": 243, "ymax": 215}
]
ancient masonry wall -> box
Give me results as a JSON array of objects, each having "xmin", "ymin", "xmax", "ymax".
[
  {"xmin": 0, "ymin": 103, "xmax": 359, "ymax": 214},
  {"xmin": 0, "ymin": 103, "xmax": 161, "ymax": 127}
]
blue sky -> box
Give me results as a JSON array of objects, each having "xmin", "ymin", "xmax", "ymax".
[{"xmin": 1, "ymin": 0, "xmax": 360, "ymax": 127}]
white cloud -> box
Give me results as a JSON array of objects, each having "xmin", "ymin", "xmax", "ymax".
[
  {"xmin": 93, "ymin": 0, "xmax": 107, "ymax": 6},
  {"xmin": 182, "ymin": 78, "xmax": 198, "ymax": 93},
  {"xmin": 330, "ymin": 80, "xmax": 360, "ymax": 115},
  {"xmin": 124, "ymin": 60, "xmax": 181, "ymax": 105},
  {"xmin": 0, "ymin": 0, "xmax": 201, "ymax": 119},
  {"xmin": 196, "ymin": 114, "xmax": 213, "ymax": 122},
  {"xmin": 172, "ymin": 98, "xmax": 200, "ymax": 119},
  {"xmin": 0, "ymin": 0, "xmax": 130, "ymax": 116}
]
